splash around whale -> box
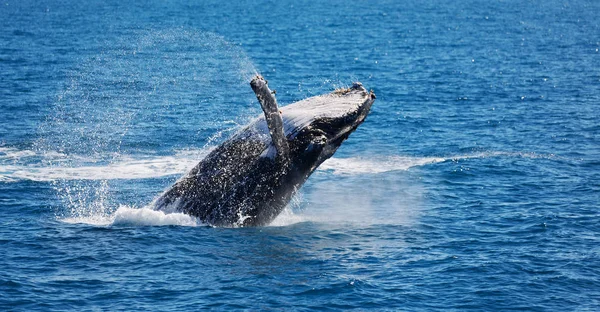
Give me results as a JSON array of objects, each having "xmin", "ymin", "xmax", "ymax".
[{"xmin": 153, "ymin": 76, "xmax": 375, "ymax": 227}]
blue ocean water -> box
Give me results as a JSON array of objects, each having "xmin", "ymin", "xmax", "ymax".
[{"xmin": 1, "ymin": 0, "xmax": 599, "ymax": 310}]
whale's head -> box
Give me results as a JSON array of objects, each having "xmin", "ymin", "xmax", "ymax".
[
  {"xmin": 242, "ymin": 80, "xmax": 375, "ymax": 178},
  {"xmin": 280, "ymin": 82, "xmax": 376, "ymax": 171}
]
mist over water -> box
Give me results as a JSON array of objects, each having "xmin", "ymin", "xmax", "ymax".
[{"xmin": 38, "ymin": 30, "xmax": 257, "ymax": 156}]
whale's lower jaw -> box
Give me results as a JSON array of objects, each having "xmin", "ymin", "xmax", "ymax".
[{"xmin": 153, "ymin": 81, "xmax": 375, "ymax": 227}]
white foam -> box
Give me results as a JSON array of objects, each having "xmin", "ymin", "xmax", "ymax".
[
  {"xmin": 0, "ymin": 147, "xmax": 38, "ymax": 159},
  {"xmin": 319, "ymin": 156, "xmax": 446, "ymax": 175},
  {"xmin": 4, "ymin": 149, "xmax": 428, "ymax": 182},
  {"xmin": 0, "ymin": 147, "xmax": 560, "ymax": 183},
  {"xmin": 8, "ymin": 156, "xmax": 192, "ymax": 181},
  {"xmin": 60, "ymin": 205, "xmax": 200, "ymax": 227},
  {"xmin": 0, "ymin": 149, "xmax": 208, "ymax": 182},
  {"xmin": 112, "ymin": 206, "xmax": 199, "ymax": 226},
  {"xmin": 62, "ymin": 215, "xmax": 114, "ymax": 226}
]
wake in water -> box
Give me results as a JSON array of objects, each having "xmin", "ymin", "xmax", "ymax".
[
  {"xmin": 0, "ymin": 146, "xmax": 562, "ymax": 183},
  {"xmin": 0, "ymin": 147, "xmax": 208, "ymax": 182},
  {"xmin": 0, "ymin": 147, "xmax": 443, "ymax": 182},
  {"xmin": 1, "ymin": 144, "xmax": 560, "ymax": 227}
]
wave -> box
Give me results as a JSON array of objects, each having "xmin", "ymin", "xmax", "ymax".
[
  {"xmin": 61, "ymin": 204, "xmax": 303, "ymax": 228},
  {"xmin": 59, "ymin": 204, "xmax": 364, "ymax": 228},
  {"xmin": 61, "ymin": 205, "xmax": 200, "ymax": 227},
  {"xmin": 0, "ymin": 148, "xmax": 207, "ymax": 182},
  {"xmin": 319, "ymin": 156, "xmax": 446, "ymax": 174},
  {"xmin": 0, "ymin": 147, "xmax": 561, "ymax": 182}
]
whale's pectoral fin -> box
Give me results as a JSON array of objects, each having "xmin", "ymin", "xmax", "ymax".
[{"xmin": 250, "ymin": 75, "xmax": 290, "ymax": 162}]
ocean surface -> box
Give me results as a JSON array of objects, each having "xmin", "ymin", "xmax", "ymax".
[{"xmin": 1, "ymin": 0, "xmax": 599, "ymax": 310}]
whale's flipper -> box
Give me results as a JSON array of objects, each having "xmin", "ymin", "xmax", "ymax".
[{"xmin": 250, "ymin": 75, "xmax": 290, "ymax": 162}]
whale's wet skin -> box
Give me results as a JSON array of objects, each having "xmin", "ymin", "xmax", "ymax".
[{"xmin": 154, "ymin": 77, "xmax": 375, "ymax": 226}]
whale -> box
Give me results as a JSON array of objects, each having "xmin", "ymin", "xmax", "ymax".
[{"xmin": 153, "ymin": 75, "xmax": 375, "ymax": 227}]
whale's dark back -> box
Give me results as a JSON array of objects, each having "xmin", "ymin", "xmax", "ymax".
[{"xmin": 153, "ymin": 85, "xmax": 375, "ymax": 226}]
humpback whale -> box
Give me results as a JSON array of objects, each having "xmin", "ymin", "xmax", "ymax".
[{"xmin": 154, "ymin": 76, "xmax": 375, "ymax": 227}]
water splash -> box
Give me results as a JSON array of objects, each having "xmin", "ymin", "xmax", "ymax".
[
  {"xmin": 269, "ymin": 207, "xmax": 307, "ymax": 227},
  {"xmin": 112, "ymin": 206, "xmax": 199, "ymax": 227},
  {"xmin": 33, "ymin": 28, "xmax": 259, "ymax": 222},
  {"xmin": 62, "ymin": 205, "xmax": 200, "ymax": 227},
  {"xmin": 269, "ymin": 193, "xmax": 307, "ymax": 227}
]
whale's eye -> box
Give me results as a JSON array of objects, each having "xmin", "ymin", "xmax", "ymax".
[{"xmin": 305, "ymin": 134, "xmax": 327, "ymax": 153}]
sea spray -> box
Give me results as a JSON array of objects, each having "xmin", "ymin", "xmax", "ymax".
[{"xmin": 34, "ymin": 28, "xmax": 259, "ymax": 223}]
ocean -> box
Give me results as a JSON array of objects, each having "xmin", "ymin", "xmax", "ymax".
[{"xmin": 1, "ymin": 0, "xmax": 599, "ymax": 310}]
